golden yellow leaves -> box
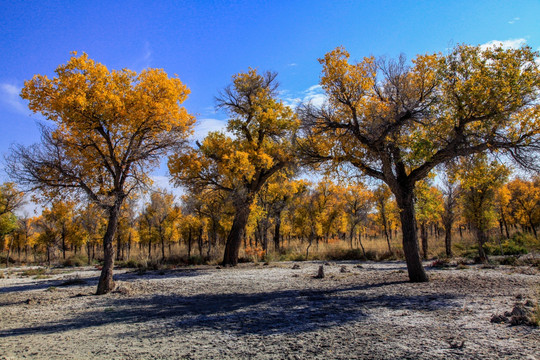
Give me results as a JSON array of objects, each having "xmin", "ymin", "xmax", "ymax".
[
  {"xmin": 170, "ymin": 68, "xmax": 297, "ymax": 194},
  {"xmin": 21, "ymin": 52, "xmax": 194, "ymax": 136},
  {"xmin": 319, "ymin": 46, "xmax": 376, "ymax": 109}
]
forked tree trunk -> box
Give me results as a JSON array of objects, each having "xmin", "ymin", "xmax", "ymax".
[
  {"xmin": 395, "ymin": 186, "xmax": 429, "ymax": 282},
  {"xmin": 475, "ymin": 226, "xmax": 489, "ymax": 263},
  {"xmin": 96, "ymin": 200, "xmax": 122, "ymax": 295},
  {"xmin": 222, "ymin": 197, "xmax": 253, "ymax": 266}
]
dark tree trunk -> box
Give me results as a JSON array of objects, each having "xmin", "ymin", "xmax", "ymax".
[
  {"xmin": 116, "ymin": 228, "xmax": 122, "ymax": 261},
  {"xmin": 502, "ymin": 215, "xmax": 510, "ymax": 239},
  {"xmin": 5, "ymin": 236, "xmax": 13, "ymax": 268},
  {"xmin": 358, "ymin": 235, "xmax": 366, "ymax": 258},
  {"xmin": 529, "ymin": 219, "xmax": 538, "ymax": 239},
  {"xmin": 474, "ymin": 226, "xmax": 489, "ymax": 263},
  {"xmin": 86, "ymin": 242, "xmax": 91, "ymax": 264},
  {"xmin": 274, "ymin": 216, "xmax": 281, "ymax": 252},
  {"xmin": 197, "ymin": 227, "xmax": 203, "ymax": 257},
  {"xmin": 97, "ymin": 199, "xmax": 122, "ymax": 295},
  {"xmin": 444, "ymin": 223, "xmax": 453, "ymax": 257},
  {"xmin": 61, "ymin": 228, "xmax": 66, "ymax": 260},
  {"xmin": 395, "ymin": 186, "xmax": 428, "ymax": 282},
  {"xmin": 420, "ymin": 222, "xmax": 428, "ymax": 260},
  {"xmin": 161, "ymin": 228, "xmax": 166, "ymax": 262},
  {"xmin": 187, "ymin": 228, "xmax": 192, "ymax": 259},
  {"xmin": 127, "ymin": 233, "xmax": 132, "ymax": 260},
  {"xmin": 222, "ymin": 197, "xmax": 253, "ymax": 266}
]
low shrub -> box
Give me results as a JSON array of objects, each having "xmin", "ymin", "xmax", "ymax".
[
  {"xmin": 21, "ymin": 268, "xmax": 46, "ymax": 277},
  {"xmin": 498, "ymin": 256, "xmax": 518, "ymax": 266},
  {"xmin": 430, "ymin": 258, "xmax": 451, "ymax": 268},
  {"xmin": 486, "ymin": 240, "xmax": 528, "ymax": 256},
  {"xmin": 62, "ymin": 255, "xmax": 88, "ymax": 267},
  {"xmin": 326, "ymin": 248, "xmax": 364, "ymax": 261},
  {"xmin": 188, "ymin": 255, "xmax": 205, "ymax": 265}
]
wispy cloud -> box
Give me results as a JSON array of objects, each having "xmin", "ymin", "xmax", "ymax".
[
  {"xmin": 479, "ymin": 38, "xmax": 526, "ymax": 51},
  {"xmin": 149, "ymin": 175, "xmax": 185, "ymax": 198},
  {"xmin": 132, "ymin": 41, "xmax": 153, "ymax": 71},
  {"xmin": 193, "ymin": 118, "xmax": 228, "ymax": 141},
  {"xmin": 0, "ymin": 83, "xmax": 28, "ymax": 115},
  {"xmin": 508, "ymin": 17, "xmax": 520, "ymax": 24},
  {"xmin": 282, "ymin": 84, "xmax": 327, "ymax": 108},
  {"xmin": 287, "ymin": 63, "xmax": 298, "ymax": 67}
]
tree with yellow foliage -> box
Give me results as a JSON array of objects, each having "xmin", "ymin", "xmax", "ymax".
[
  {"xmin": 0, "ymin": 182, "xmax": 24, "ymax": 266},
  {"xmin": 8, "ymin": 53, "xmax": 194, "ymax": 293},
  {"xmin": 372, "ymin": 185, "xmax": 398, "ymax": 254},
  {"xmin": 343, "ymin": 182, "xmax": 373, "ymax": 253},
  {"xmin": 458, "ymin": 154, "xmax": 510, "ymax": 262},
  {"xmin": 169, "ymin": 69, "xmax": 298, "ymax": 266},
  {"xmin": 439, "ymin": 164, "xmax": 462, "ymax": 257},
  {"xmin": 140, "ymin": 189, "xmax": 181, "ymax": 261},
  {"xmin": 506, "ymin": 177, "xmax": 540, "ymax": 238},
  {"xmin": 77, "ymin": 202, "xmax": 106, "ymax": 264},
  {"xmin": 415, "ymin": 180, "xmax": 443, "ymax": 259},
  {"xmin": 299, "ymin": 44, "xmax": 540, "ymax": 281},
  {"xmin": 11, "ymin": 216, "xmax": 37, "ymax": 262}
]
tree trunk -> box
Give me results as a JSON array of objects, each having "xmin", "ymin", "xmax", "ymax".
[
  {"xmin": 116, "ymin": 229, "xmax": 122, "ymax": 261},
  {"xmin": 161, "ymin": 230, "xmax": 166, "ymax": 262},
  {"xmin": 502, "ymin": 214, "xmax": 510, "ymax": 239},
  {"xmin": 420, "ymin": 222, "xmax": 428, "ymax": 260},
  {"xmin": 529, "ymin": 218, "xmax": 538, "ymax": 239},
  {"xmin": 5, "ymin": 236, "xmax": 13, "ymax": 268},
  {"xmin": 274, "ymin": 216, "xmax": 281, "ymax": 252},
  {"xmin": 358, "ymin": 235, "xmax": 366, "ymax": 258},
  {"xmin": 61, "ymin": 228, "xmax": 66, "ymax": 260},
  {"xmin": 475, "ymin": 226, "xmax": 489, "ymax": 263},
  {"xmin": 96, "ymin": 200, "xmax": 122, "ymax": 295},
  {"xmin": 128, "ymin": 238, "xmax": 131, "ymax": 260},
  {"xmin": 187, "ymin": 228, "xmax": 192, "ymax": 259},
  {"xmin": 444, "ymin": 222, "xmax": 452, "ymax": 257},
  {"xmin": 222, "ymin": 197, "xmax": 253, "ymax": 266},
  {"xmin": 197, "ymin": 227, "xmax": 203, "ymax": 257},
  {"xmin": 349, "ymin": 226, "xmax": 355, "ymax": 249},
  {"xmin": 396, "ymin": 186, "xmax": 428, "ymax": 282}
]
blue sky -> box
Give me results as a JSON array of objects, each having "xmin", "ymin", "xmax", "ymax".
[{"xmin": 1, "ymin": 0, "xmax": 539, "ymax": 209}]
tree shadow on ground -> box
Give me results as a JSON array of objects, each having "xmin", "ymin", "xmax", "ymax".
[
  {"xmin": 0, "ymin": 267, "xmax": 209, "ymax": 295},
  {"xmin": 0, "ymin": 280, "xmax": 461, "ymax": 337}
]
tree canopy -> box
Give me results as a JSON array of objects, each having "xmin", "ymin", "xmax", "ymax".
[
  {"xmin": 8, "ymin": 53, "xmax": 194, "ymax": 293},
  {"xmin": 299, "ymin": 44, "xmax": 540, "ymax": 281}
]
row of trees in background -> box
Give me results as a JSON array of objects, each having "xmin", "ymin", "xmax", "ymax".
[
  {"xmin": 4, "ymin": 43, "xmax": 540, "ymax": 293},
  {"xmin": 2, "ymin": 167, "xmax": 539, "ymax": 266}
]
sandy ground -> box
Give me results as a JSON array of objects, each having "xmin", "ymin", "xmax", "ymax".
[{"xmin": 0, "ymin": 261, "xmax": 539, "ymax": 360}]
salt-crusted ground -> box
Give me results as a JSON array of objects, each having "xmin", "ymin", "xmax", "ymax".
[{"xmin": 0, "ymin": 261, "xmax": 539, "ymax": 359}]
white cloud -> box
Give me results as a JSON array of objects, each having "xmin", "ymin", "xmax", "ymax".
[
  {"xmin": 282, "ymin": 84, "xmax": 327, "ymax": 108},
  {"xmin": 150, "ymin": 175, "xmax": 184, "ymax": 196},
  {"xmin": 193, "ymin": 118, "xmax": 227, "ymax": 141},
  {"xmin": 303, "ymin": 85, "xmax": 326, "ymax": 107},
  {"xmin": 508, "ymin": 17, "xmax": 520, "ymax": 24},
  {"xmin": 287, "ymin": 63, "xmax": 298, "ymax": 67},
  {"xmin": 479, "ymin": 38, "xmax": 526, "ymax": 51},
  {"xmin": 0, "ymin": 83, "xmax": 28, "ymax": 115}
]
